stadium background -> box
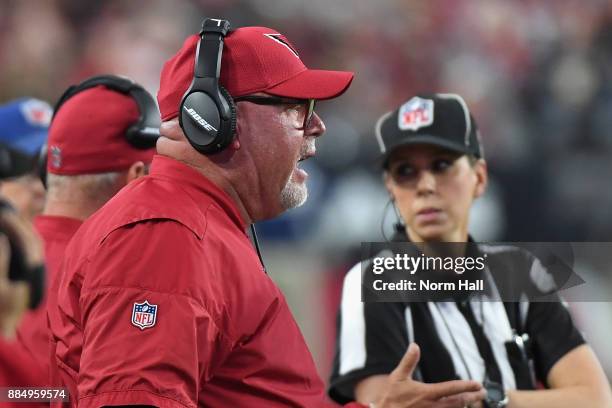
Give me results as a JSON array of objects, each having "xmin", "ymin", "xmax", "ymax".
[{"xmin": 1, "ymin": 0, "xmax": 611, "ymax": 394}]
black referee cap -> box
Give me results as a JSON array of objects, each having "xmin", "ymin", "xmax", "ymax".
[{"xmin": 376, "ymin": 93, "xmax": 483, "ymax": 167}]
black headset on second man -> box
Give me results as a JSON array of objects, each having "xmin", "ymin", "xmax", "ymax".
[{"xmin": 38, "ymin": 74, "xmax": 160, "ymax": 187}]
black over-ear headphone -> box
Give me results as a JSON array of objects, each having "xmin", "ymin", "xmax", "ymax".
[
  {"xmin": 179, "ymin": 18, "xmax": 236, "ymax": 155},
  {"xmin": 39, "ymin": 74, "xmax": 160, "ymax": 187}
]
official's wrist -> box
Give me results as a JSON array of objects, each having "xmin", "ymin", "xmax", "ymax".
[
  {"xmin": 484, "ymin": 392, "xmax": 508, "ymax": 408},
  {"xmin": 483, "ymin": 379, "xmax": 508, "ymax": 408}
]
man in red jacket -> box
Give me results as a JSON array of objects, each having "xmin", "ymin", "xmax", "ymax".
[
  {"xmin": 49, "ymin": 20, "xmax": 484, "ymax": 408},
  {"xmin": 5, "ymin": 76, "xmax": 157, "ymax": 405}
]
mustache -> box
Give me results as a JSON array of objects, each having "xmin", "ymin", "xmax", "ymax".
[{"xmin": 300, "ymin": 139, "xmax": 316, "ymax": 157}]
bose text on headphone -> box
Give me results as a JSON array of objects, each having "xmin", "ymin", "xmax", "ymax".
[{"xmin": 179, "ymin": 18, "xmax": 236, "ymax": 155}]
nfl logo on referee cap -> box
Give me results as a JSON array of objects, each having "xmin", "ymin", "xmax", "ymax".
[
  {"xmin": 398, "ymin": 96, "xmax": 434, "ymax": 131},
  {"xmin": 131, "ymin": 300, "xmax": 158, "ymax": 330}
]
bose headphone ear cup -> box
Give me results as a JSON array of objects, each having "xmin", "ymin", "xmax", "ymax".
[
  {"xmin": 180, "ymin": 86, "xmax": 236, "ymax": 155},
  {"xmin": 180, "ymin": 89, "xmax": 224, "ymax": 154}
]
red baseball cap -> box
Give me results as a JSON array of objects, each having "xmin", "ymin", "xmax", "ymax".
[
  {"xmin": 47, "ymin": 86, "xmax": 155, "ymax": 175},
  {"xmin": 158, "ymin": 26, "xmax": 354, "ymax": 121}
]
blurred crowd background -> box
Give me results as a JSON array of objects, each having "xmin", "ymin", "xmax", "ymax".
[{"xmin": 2, "ymin": 0, "xmax": 611, "ymax": 394}]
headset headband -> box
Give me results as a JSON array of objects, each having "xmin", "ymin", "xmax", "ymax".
[{"xmin": 195, "ymin": 18, "xmax": 230, "ymax": 80}]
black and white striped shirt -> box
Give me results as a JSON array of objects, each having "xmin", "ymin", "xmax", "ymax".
[{"xmin": 328, "ymin": 241, "xmax": 585, "ymax": 404}]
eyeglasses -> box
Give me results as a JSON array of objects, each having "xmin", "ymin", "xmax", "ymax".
[{"xmin": 234, "ymin": 95, "xmax": 317, "ymax": 130}]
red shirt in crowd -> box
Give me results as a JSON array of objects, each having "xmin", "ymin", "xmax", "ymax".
[
  {"xmin": 49, "ymin": 155, "xmax": 364, "ymax": 408},
  {"xmin": 0, "ymin": 216, "xmax": 82, "ymax": 408}
]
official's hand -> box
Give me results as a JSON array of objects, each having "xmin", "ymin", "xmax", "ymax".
[{"xmin": 375, "ymin": 343, "xmax": 486, "ymax": 408}]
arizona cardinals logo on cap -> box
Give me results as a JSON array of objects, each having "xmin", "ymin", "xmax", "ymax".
[
  {"xmin": 263, "ymin": 33, "xmax": 300, "ymax": 58},
  {"xmin": 398, "ymin": 96, "xmax": 434, "ymax": 131}
]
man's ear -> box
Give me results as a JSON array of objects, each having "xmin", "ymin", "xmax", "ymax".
[
  {"xmin": 230, "ymin": 117, "xmax": 241, "ymax": 151},
  {"xmin": 473, "ymin": 159, "xmax": 488, "ymax": 199},
  {"xmin": 126, "ymin": 161, "xmax": 147, "ymax": 184},
  {"xmin": 229, "ymin": 136, "xmax": 241, "ymax": 150}
]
